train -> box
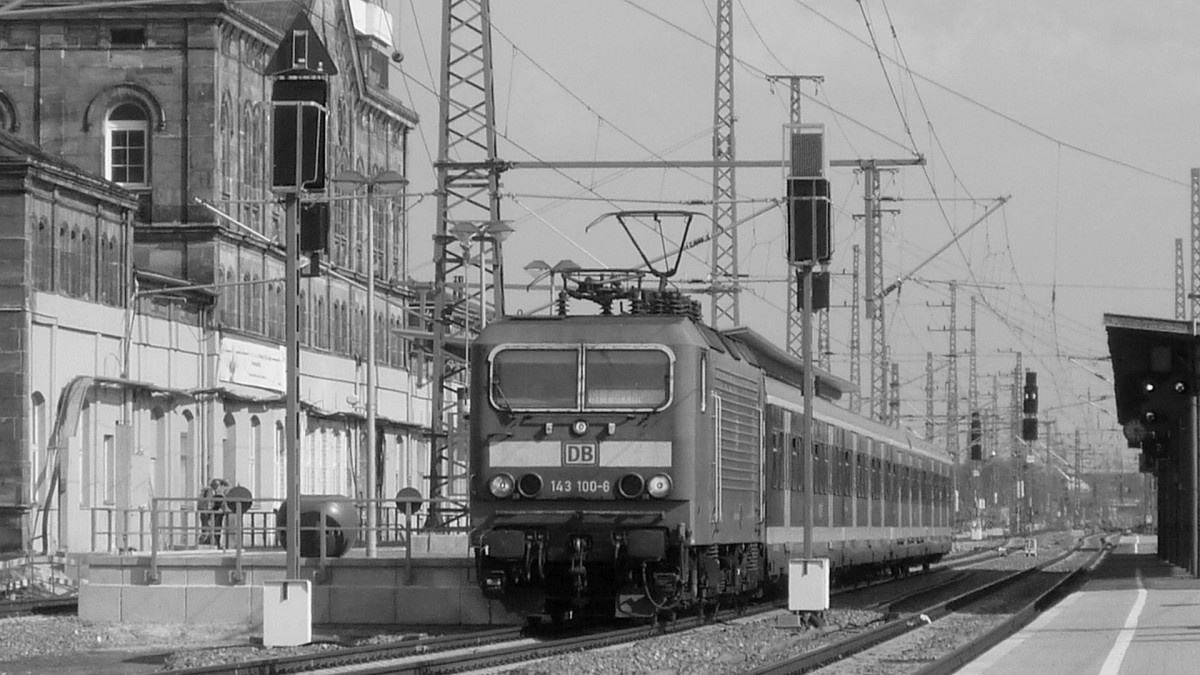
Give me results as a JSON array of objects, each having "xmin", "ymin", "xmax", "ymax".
[{"xmin": 468, "ymin": 268, "xmax": 953, "ymax": 622}]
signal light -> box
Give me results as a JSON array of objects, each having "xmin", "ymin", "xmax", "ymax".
[
  {"xmin": 1022, "ymin": 372, "xmax": 1038, "ymax": 441},
  {"xmin": 786, "ymin": 177, "xmax": 833, "ymax": 265},
  {"xmin": 1135, "ymin": 374, "xmax": 1192, "ymax": 457}
]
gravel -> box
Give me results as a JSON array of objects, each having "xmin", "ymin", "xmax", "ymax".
[{"xmin": 0, "ymin": 531, "xmax": 1094, "ymax": 674}]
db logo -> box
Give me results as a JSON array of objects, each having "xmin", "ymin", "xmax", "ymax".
[{"xmin": 563, "ymin": 442, "xmax": 598, "ymax": 466}]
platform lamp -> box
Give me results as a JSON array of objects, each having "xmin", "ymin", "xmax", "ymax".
[
  {"xmin": 450, "ymin": 220, "xmax": 514, "ymax": 329},
  {"xmin": 524, "ymin": 259, "xmax": 579, "ymax": 314},
  {"xmin": 331, "ymin": 169, "xmax": 407, "ymax": 557}
]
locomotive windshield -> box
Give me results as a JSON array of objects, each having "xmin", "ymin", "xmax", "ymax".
[{"xmin": 489, "ymin": 345, "xmax": 672, "ymax": 411}]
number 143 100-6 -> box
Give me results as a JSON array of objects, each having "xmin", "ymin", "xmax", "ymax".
[{"xmin": 549, "ymin": 479, "xmax": 612, "ymax": 495}]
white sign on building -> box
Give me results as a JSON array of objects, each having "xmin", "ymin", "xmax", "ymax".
[{"xmin": 217, "ymin": 337, "xmax": 286, "ymax": 392}]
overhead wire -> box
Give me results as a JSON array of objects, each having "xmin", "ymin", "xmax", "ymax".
[{"xmin": 793, "ymin": 0, "xmax": 1188, "ymax": 190}]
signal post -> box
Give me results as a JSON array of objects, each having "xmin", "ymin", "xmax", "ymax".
[
  {"xmin": 781, "ymin": 124, "xmax": 833, "ymax": 626},
  {"xmin": 264, "ymin": 13, "xmax": 336, "ymax": 646}
]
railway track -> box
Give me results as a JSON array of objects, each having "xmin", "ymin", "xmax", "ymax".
[
  {"xmin": 746, "ymin": 532, "xmax": 1115, "ymax": 675},
  {"xmin": 0, "ymin": 595, "xmax": 78, "ymax": 619},
  {"xmin": 160, "ymin": 538, "xmax": 1045, "ymax": 675}
]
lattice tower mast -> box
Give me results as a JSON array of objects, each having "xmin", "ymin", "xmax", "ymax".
[
  {"xmin": 1011, "ymin": 353, "xmax": 1023, "ymax": 457},
  {"xmin": 925, "ymin": 352, "xmax": 935, "ymax": 440},
  {"xmin": 1192, "ymin": 168, "xmax": 1200, "ymax": 320},
  {"xmin": 850, "ymin": 244, "xmax": 862, "ymax": 413},
  {"xmin": 865, "ymin": 167, "xmax": 884, "ymax": 419},
  {"xmin": 889, "ymin": 360, "xmax": 900, "ymax": 426},
  {"xmin": 709, "ymin": 0, "xmax": 739, "ymax": 327},
  {"xmin": 945, "ymin": 282, "xmax": 959, "ymax": 460},
  {"xmin": 428, "ymin": 0, "xmax": 505, "ymax": 525},
  {"xmin": 969, "ymin": 294, "xmax": 979, "ymax": 431},
  {"xmin": 991, "ymin": 375, "xmax": 1000, "ymax": 460},
  {"xmin": 1176, "ymin": 238, "xmax": 1186, "ymax": 320}
]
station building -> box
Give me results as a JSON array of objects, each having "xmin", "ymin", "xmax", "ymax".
[{"xmin": 0, "ymin": 0, "xmax": 435, "ymax": 558}]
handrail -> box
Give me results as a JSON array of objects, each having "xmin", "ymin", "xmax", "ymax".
[{"xmin": 101, "ymin": 496, "xmax": 474, "ymax": 580}]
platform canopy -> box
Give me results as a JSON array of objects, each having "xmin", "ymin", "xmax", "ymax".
[{"xmin": 1104, "ymin": 313, "xmax": 1198, "ymax": 427}]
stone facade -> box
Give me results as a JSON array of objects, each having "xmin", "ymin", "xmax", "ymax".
[{"xmin": 0, "ymin": 0, "xmax": 433, "ymax": 556}]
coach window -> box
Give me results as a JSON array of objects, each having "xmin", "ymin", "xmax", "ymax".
[
  {"xmin": 491, "ymin": 347, "xmax": 578, "ymax": 409},
  {"xmin": 105, "ymin": 102, "xmax": 150, "ymax": 186}
]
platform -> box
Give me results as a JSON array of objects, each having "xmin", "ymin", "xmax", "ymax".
[
  {"xmin": 79, "ymin": 534, "xmax": 524, "ymax": 627},
  {"xmin": 960, "ymin": 534, "xmax": 1200, "ymax": 674}
]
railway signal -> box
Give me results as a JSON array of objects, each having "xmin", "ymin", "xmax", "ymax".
[
  {"xmin": 1133, "ymin": 373, "xmax": 1191, "ymax": 456},
  {"xmin": 1021, "ymin": 372, "xmax": 1038, "ymax": 441},
  {"xmin": 969, "ymin": 411, "xmax": 983, "ymax": 460},
  {"xmin": 786, "ymin": 176, "xmax": 832, "ymax": 265}
]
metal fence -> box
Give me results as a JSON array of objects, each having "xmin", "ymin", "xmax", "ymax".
[{"xmin": 86, "ymin": 495, "xmax": 472, "ymax": 583}]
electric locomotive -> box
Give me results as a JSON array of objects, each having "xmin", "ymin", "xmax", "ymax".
[{"xmin": 469, "ymin": 212, "xmax": 951, "ymax": 621}]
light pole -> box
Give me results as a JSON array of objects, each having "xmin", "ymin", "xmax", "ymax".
[{"xmin": 331, "ymin": 169, "xmax": 407, "ymax": 557}]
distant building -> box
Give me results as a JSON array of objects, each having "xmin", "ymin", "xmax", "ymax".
[{"xmin": 0, "ymin": 0, "xmax": 433, "ymax": 555}]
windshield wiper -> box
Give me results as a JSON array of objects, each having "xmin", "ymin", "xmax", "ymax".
[{"xmin": 492, "ymin": 381, "xmax": 513, "ymax": 411}]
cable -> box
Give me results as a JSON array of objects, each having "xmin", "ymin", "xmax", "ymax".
[{"xmin": 793, "ymin": 0, "xmax": 1188, "ymax": 189}]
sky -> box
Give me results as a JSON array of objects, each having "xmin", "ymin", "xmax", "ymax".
[{"xmin": 387, "ymin": 0, "xmax": 1200, "ymax": 472}]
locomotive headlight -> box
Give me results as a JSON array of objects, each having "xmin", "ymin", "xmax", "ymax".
[
  {"xmin": 488, "ymin": 473, "xmax": 516, "ymax": 499},
  {"xmin": 646, "ymin": 474, "xmax": 673, "ymax": 499},
  {"xmin": 571, "ymin": 419, "xmax": 588, "ymax": 436},
  {"xmin": 618, "ymin": 473, "xmax": 645, "ymax": 499},
  {"xmin": 517, "ymin": 473, "xmax": 543, "ymax": 497}
]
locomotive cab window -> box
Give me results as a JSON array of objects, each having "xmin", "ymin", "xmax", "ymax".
[
  {"xmin": 490, "ymin": 348, "xmax": 577, "ymax": 409},
  {"xmin": 489, "ymin": 345, "xmax": 672, "ymax": 411},
  {"xmin": 584, "ymin": 348, "xmax": 670, "ymax": 409}
]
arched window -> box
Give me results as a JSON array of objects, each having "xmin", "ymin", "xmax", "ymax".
[
  {"xmin": 331, "ymin": 300, "xmax": 341, "ymax": 351},
  {"xmin": 354, "ymin": 303, "xmax": 365, "ymax": 359},
  {"xmin": 31, "ymin": 392, "xmax": 46, "ymax": 503},
  {"xmin": 222, "ymin": 412, "xmax": 237, "ymax": 485},
  {"xmin": 181, "ymin": 410, "xmax": 196, "ymax": 500},
  {"xmin": 0, "ymin": 88, "xmax": 18, "ymax": 132},
  {"xmin": 108, "ymin": 235, "xmax": 123, "ymax": 305},
  {"xmin": 104, "ymin": 102, "xmax": 150, "ymax": 186},
  {"xmin": 370, "ymin": 165, "xmax": 387, "ymax": 280},
  {"xmin": 354, "ymin": 158, "xmax": 366, "ymax": 272},
  {"xmin": 68, "ymin": 227, "xmax": 80, "ymax": 296},
  {"xmin": 391, "ymin": 200, "xmax": 405, "ymax": 281},
  {"xmin": 240, "ymin": 103, "xmax": 252, "ymax": 222},
  {"xmin": 339, "ymin": 301, "xmax": 349, "ymax": 353},
  {"xmin": 243, "ymin": 273, "xmax": 261, "ymax": 335},
  {"xmin": 374, "ymin": 309, "xmax": 385, "ymax": 365},
  {"xmin": 80, "ymin": 230, "xmax": 94, "ymax": 300},
  {"xmin": 249, "ymin": 416, "xmax": 261, "ymax": 499},
  {"xmin": 96, "ymin": 234, "xmax": 110, "ymax": 303},
  {"xmin": 241, "ymin": 272, "xmax": 252, "ymax": 331},
  {"xmin": 298, "ymin": 290, "xmax": 308, "ymax": 345},
  {"xmin": 219, "ymin": 94, "xmax": 234, "ymax": 200},
  {"xmin": 56, "ymin": 225, "xmax": 69, "ymax": 294},
  {"xmin": 33, "ymin": 218, "xmax": 52, "ymax": 291},
  {"xmin": 217, "ymin": 267, "xmax": 234, "ymax": 326},
  {"xmin": 152, "ymin": 407, "xmax": 167, "ymax": 503},
  {"xmin": 389, "ymin": 315, "xmax": 402, "ymax": 365},
  {"xmin": 315, "ymin": 296, "xmax": 327, "ymax": 349},
  {"xmin": 249, "ymin": 104, "xmax": 264, "ymax": 232},
  {"xmin": 273, "ymin": 421, "xmax": 285, "ymax": 501}
]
